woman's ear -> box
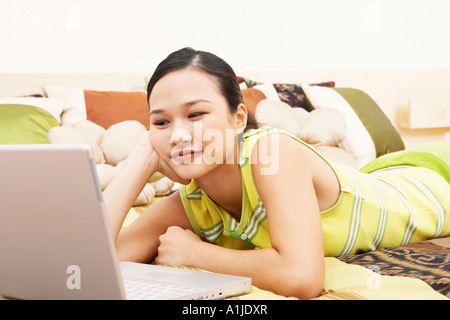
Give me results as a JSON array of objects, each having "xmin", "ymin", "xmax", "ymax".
[{"xmin": 234, "ymin": 103, "xmax": 248, "ymax": 134}]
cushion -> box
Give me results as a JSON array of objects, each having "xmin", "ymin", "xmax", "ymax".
[
  {"xmin": 0, "ymin": 103, "xmax": 60, "ymax": 144},
  {"xmin": 297, "ymin": 108, "xmax": 347, "ymax": 147},
  {"xmin": 84, "ymin": 90, "xmax": 149, "ymax": 130},
  {"xmin": 100, "ymin": 120, "xmax": 147, "ymax": 165},
  {"xmin": 255, "ymin": 99, "xmax": 348, "ymax": 148},
  {"xmin": 241, "ymin": 88, "xmax": 266, "ymax": 116},
  {"xmin": 238, "ymin": 77, "xmax": 335, "ymax": 111},
  {"xmin": 302, "ymin": 84, "xmax": 405, "ymax": 168},
  {"xmin": 45, "ymin": 86, "xmax": 150, "ymax": 129},
  {"xmin": 360, "ymin": 141, "xmax": 450, "ymax": 184},
  {"xmin": 255, "ymin": 99, "xmax": 308, "ymax": 136},
  {"xmin": 0, "ymin": 97, "xmax": 63, "ymax": 123},
  {"xmin": 274, "ymin": 81, "xmax": 335, "ymax": 111},
  {"xmin": 237, "ymin": 77, "xmax": 263, "ymax": 89}
]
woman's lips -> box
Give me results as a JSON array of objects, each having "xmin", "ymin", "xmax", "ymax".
[{"xmin": 171, "ymin": 149, "xmax": 202, "ymax": 163}]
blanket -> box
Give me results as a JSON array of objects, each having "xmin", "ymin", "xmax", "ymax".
[
  {"xmin": 123, "ymin": 205, "xmax": 449, "ymax": 300},
  {"xmin": 360, "ymin": 141, "xmax": 450, "ymax": 183},
  {"xmin": 337, "ymin": 238, "xmax": 450, "ymax": 299},
  {"xmin": 234, "ymin": 253, "xmax": 448, "ymax": 300}
]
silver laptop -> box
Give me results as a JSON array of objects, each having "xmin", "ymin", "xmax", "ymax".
[{"xmin": 0, "ymin": 144, "xmax": 251, "ymax": 300}]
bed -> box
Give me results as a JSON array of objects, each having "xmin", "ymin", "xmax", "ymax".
[
  {"xmin": 1, "ymin": 71, "xmax": 449, "ymax": 300},
  {"xmin": 126, "ymin": 204, "xmax": 450, "ymax": 300}
]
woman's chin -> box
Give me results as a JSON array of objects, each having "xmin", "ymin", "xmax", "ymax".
[{"xmin": 172, "ymin": 164, "xmax": 208, "ymax": 182}]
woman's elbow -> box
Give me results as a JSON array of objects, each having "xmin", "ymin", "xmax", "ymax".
[{"xmin": 280, "ymin": 267, "xmax": 324, "ymax": 300}]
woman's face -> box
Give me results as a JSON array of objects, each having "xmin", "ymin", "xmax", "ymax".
[{"xmin": 148, "ymin": 67, "xmax": 246, "ymax": 180}]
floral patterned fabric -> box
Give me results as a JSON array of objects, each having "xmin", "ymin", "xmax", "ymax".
[
  {"xmin": 237, "ymin": 76, "xmax": 335, "ymax": 111},
  {"xmin": 274, "ymin": 81, "xmax": 334, "ymax": 111}
]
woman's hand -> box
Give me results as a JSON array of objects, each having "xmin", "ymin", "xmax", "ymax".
[
  {"xmin": 157, "ymin": 158, "xmax": 191, "ymax": 185},
  {"xmin": 126, "ymin": 131, "xmax": 161, "ymax": 178},
  {"xmin": 128, "ymin": 131, "xmax": 190, "ymax": 184},
  {"xmin": 103, "ymin": 131, "xmax": 160, "ymax": 241},
  {"xmin": 155, "ymin": 226, "xmax": 202, "ymax": 266}
]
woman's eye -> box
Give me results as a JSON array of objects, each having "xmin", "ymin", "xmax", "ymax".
[
  {"xmin": 188, "ymin": 112, "xmax": 204, "ymax": 119},
  {"xmin": 153, "ymin": 119, "xmax": 170, "ymax": 126}
]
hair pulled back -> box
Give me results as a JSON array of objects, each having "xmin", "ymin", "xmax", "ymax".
[{"xmin": 147, "ymin": 47, "xmax": 257, "ymax": 131}]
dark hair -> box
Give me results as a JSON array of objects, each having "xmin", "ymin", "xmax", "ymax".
[{"xmin": 147, "ymin": 47, "xmax": 258, "ymax": 131}]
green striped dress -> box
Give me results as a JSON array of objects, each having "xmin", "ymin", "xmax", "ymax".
[{"xmin": 180, "ymin": 127, "xmax": 450, "ymax": 257}]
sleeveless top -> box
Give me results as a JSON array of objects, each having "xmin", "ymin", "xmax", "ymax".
[{"xmin": 180, "ymin": 127, "xmax": 450, "ymax": 256}]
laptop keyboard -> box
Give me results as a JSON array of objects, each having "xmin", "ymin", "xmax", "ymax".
[{"xmin": 123, "ymin": 279, "xmax": 203, "ymax": 300}]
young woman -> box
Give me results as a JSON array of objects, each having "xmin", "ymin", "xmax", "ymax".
[{"xmin": 104, "ymin": 47, "xmax": 450, "ymax": 299}]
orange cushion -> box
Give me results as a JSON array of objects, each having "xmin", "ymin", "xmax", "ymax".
[
  {"xmin": 241, "ymin": 88, "xmax": 266, "ymax": 116},
  {"xmin": 84, "ymin": 90, "xmax": 150, "ymax": 130}
]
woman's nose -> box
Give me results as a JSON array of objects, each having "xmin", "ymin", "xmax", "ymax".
[{"xmin": 169, "ymin": 127, "xmax": 192, "ymax": 146}]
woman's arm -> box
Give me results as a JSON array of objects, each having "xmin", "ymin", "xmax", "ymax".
[
  {"xmin": 102, "ymin": 131, "xmax": 191, "ymax": 262},
  {"xmin": 103, "ymin": 131, "xmax": 160, "ymax": 240},
  {"xmin": 116, "ymin": 191, "xmax": 192, "ymax": 262},
  {"xmin": 156, "ymin": 135, "xmax": 328, "ymax": 299}
]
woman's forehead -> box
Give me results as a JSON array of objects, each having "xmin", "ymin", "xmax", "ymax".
[{"xmin": 149, "ymin": 68, "xmax": 223, "ymax": 108}]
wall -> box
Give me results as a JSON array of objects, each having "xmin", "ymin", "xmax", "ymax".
[
  {"xmin": 1, "ymin": 0, "xmax": 450, "ymax": 73},
  {"xmin": 1, "ymin": 0, "xmax": 449, "ymax": 145}
]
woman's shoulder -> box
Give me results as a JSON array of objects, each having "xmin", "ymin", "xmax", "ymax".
[
  {"xmin": 248, "ymin": 128, "xmax": 315, "ymax": 163},
  {"xmin": 248, "ymin": 128, "xmax": 341, "ymax": 212},
  {"xmin": 246, "ymin": 130, "xmax": 315, "ymax": 182}
]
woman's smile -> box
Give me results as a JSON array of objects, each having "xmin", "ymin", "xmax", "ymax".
[{"xmin": 171, "ymin": 148, "xmax": 203, "ymax": 164}]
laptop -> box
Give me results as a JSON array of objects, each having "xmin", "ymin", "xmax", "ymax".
[{"xmin": 0, "ymin": 144, "xmax": 251, "ymax": 300}]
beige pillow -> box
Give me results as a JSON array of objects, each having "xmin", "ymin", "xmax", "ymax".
[
  {"xmin": 255, "ymin": 99, "xmax": 308, "ymax": 136},
  {"xmin": 100, "ymin": 120, "xmax": 147, "ymax": 165}
]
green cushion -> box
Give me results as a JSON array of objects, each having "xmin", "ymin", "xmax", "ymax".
[
  {"xmin": 303, "ymin": 84, "xmax": 405, "ymax": 168},
  {"xmin": 331, "ymin": 88, "xmax": 405, "ymax": 158},
  {"xmin": 0, "ymin": 104, "xmax": 60, "ymax": 144},
  {"xmin": 360, "ymin": 142, "xmax": 450, "ymax": 184}
]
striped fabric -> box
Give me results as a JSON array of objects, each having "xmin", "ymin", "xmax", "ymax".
[
  {"xmin": 180, "ymin": 127, "xmax": 450, "ymax": 257},
  {"xmin": 322, "ymin": 163, "xmax": 450, "ymax": 256},
  {"xmin": 180, "ymin": 181, "xmax": 271, "ymax": 250}
]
